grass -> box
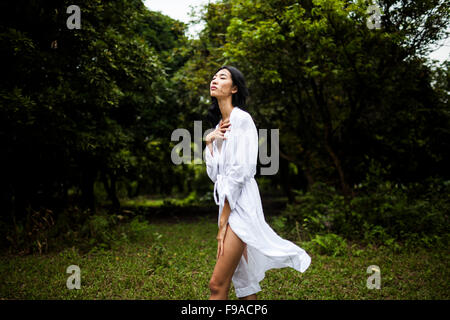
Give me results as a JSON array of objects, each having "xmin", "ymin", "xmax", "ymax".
[{"xmin": 0, "ymin": 215, "xmax": 448, "ymax": 300}]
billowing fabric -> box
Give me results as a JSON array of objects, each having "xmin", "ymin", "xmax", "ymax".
[{"xmin": 204, "ymin": 106, "xmax": 311, "ymax": 298}]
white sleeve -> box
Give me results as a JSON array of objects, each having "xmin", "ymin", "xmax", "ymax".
[
  {"xmin": 216, "ymin": 115, "xmax": 258, "ymax": 211},
  {"xmin": 204, "ymin": 141, "xmax": 219, "ymax": 183}
]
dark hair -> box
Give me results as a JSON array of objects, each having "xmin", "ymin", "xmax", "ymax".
[{"xmin": 207, "ymin": 65, "xmax": 249, "ymax": 128}]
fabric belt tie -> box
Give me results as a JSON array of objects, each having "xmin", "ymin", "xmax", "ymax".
[
  {"xmin": 213, "ymin": 174, "xmax": 255, "ymax": 207},
  {"xmin": 213, "ymin": 174, "xmax": 225, "ymax": 206}
]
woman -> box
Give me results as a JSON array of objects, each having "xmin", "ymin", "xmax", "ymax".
[{"xmin": 204, "ymin": 66, "xmax": 311, "ymax": 300}]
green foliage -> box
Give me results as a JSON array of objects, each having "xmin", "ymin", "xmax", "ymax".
[
  {"xmin": 2, "ymin": 207, "xmax": 56, "ymax": 255},
  {"xmin": 81, "ymin": 213, "xmax": 117, "ymax": 250},
  {"xmin": 271, "ymin": 216, "xmax": 288, "ymax": 233},
  {"xmin": 0, "ymin": 0, "xmax": 186, "ymax": 216},
  {"xmin": 78, "ymin": 212, "xmax": 157, "ymax": 252},
  {"xmin": 146, "ymin": 231, "xmax": 169, "ymax": 274},
  {"xmin": 277, "ymin": 175, "xmax": 449, "ymax": 249},
  {"xmin": 180, "ymin": 191, "xmax": 198, "ymax": 206},
  {"xmin": 310, "ymin": 233, "xmax": 348, "ymax": 257},
  {"xmin": 1, "ymin": 206, "xmax": 157, "ymax": 255},
  {"xmin": 219, "ymin": 0, "xmax": 450, "ymax": 193}
]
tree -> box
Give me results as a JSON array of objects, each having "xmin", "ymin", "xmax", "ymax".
[
  {"xmin": 0, "ymin": 0, "xmax": 175, "ymax": 221},
  {"xmin": 220, "ymin": 0, "xmax": 450, "ymax": 196}
]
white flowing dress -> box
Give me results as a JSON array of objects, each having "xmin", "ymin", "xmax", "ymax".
[{"xmin": 204, "ymin": 106, "xmax": 311, "ymax": 298}]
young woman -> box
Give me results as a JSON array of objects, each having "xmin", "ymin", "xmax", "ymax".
[{"xmin": 204, "ymin": 66, "xmax": 311, "ymax": 300}]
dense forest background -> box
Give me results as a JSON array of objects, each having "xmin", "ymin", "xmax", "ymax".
[{"xmin": 0, "ymin": 0, "xmax": 449, "ymax": 256}]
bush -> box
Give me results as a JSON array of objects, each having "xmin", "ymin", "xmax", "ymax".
[
  {"xmin": 0, "ymin": 205, "xmax": 159, "ymax": 255},
  {"xmin": 2, "ymin": 207, "xmax": 56, "ymax": 255},
  {"xmin": 278, "ymin": 177, "xmax": 449, "ymax": 248},
  {"xmin": 80, "ymin": 213, "xmax": 119, "ymax": 250},
  {"xmin": 309, "ymin": 233, "xmax": 348, "ymax": 257}
]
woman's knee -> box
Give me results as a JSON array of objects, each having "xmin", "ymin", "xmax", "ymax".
[{"xmin": 209, "ymin": 276, "xmax": 229, "ymax": 294}]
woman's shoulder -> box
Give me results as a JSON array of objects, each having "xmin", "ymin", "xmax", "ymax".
[{"xmin": 233, "ymin": 107, "xmax": 253, "ymax": 125}]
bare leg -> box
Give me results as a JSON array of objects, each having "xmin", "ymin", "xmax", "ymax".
[{"xmin": 209, "ymin": 224, "xmax": 246, "ymax": 300}]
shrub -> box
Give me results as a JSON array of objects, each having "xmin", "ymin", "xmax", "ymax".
[
  {"xmin": 80, "ymin": 213, "xmax": 118, "ymax": 249},
  {"xmin": 309, "ymin": 233, "xmax": 348, "ymax": 257},
  {"xmin": 2, "ymin": 207, "xmax": 56, "ymax": 255},
  {"xmin": 278, "ymin": 177, "xmax": 449, "ymax": 247}
]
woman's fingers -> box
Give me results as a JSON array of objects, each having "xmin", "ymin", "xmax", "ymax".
[
  {"xmin": 217, "ymin": 240, "xmax": 223, "ymax": 258},
  {"xmin": 217, "ymin": 242, "xmax": 220, "ymax": 259},
  {"xmin": 219, "ymin": 120, "xmax": 231, "ymax": 128},
  {"xmin": 217, "ymin": 121, "xmax": 231, "ymax": 141},
  {"xmin": 212, "ymin": 132, "xmax": 227, "ymax": 140},
  {"xmin": 216, "ymin": 238, "xmax": 225, "ymax": 259}
]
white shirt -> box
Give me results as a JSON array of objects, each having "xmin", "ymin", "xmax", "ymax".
[{"xmin": 204, "ymin": 106, "xmax": 311, "ymax": 298}]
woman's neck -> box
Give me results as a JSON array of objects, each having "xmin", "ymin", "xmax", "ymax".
[{"xmin": 217, "ymin": 100, "xmax": 234, "ymax": 121}]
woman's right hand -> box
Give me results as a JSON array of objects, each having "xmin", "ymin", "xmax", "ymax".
[
  {"xmin": 206, "ymin": 119, "xmax": 231, "ymax": 144},
  {"xmin": 216, "ymin": 222, "xmax": 228, "ymax": 259}
]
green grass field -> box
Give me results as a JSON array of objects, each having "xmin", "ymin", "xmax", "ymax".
[{"xmin": 0, "ymin": 215, "xmax": 448, "ymax": 300}]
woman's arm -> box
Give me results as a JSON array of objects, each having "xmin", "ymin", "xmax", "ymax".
[
  {"xmin": 219, "ymin": 198, "xmax": 231, "ymax": 226},
  {"xmin": 216, "ymin": 197, "xmax": 231, "ymax": 258},
  {"xmin": 206, "ymin": 140, "xmax": 213, "ymax": 157}
]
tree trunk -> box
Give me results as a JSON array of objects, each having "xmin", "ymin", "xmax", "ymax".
[
  {"xmin": 310, "ymin": 78, "xmax": 353, "ymax": 197},
  {"xmin": 324, "ymin": 141, "xmax": 353, "ymax": 197}
]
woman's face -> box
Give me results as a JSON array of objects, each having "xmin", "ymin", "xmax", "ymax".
[{"xmin": 210, "ymin": 68, "xmax": 237, "ymax": 99}]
